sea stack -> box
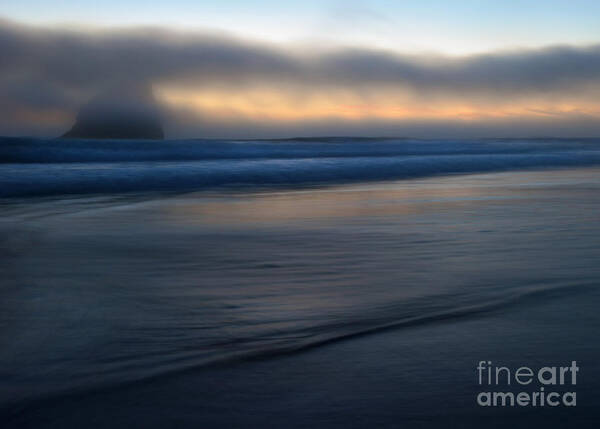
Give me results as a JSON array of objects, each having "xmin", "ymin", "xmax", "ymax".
[{"xmin": 62, "ymin": 82, "xmax": 164, "ymax": 140}]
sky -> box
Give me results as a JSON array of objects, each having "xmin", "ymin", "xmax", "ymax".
[{"xmin": 1, "ymin": 1, "xmax": 600, "ymax": 138}]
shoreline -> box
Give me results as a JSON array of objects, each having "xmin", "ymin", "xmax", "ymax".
[
  {"xmin": 5, "ymin": 274, "xmax": 599, "ymax": 428},
  {"xmin": 2, "ymin": 166, "xmax": 600, "ymax": 428}
]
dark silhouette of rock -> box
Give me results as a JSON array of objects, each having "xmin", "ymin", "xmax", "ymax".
[{"xmin": 62, "ymin": 83, "xmax": 164, "ymax": 140}]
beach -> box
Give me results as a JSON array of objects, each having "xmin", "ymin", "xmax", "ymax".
[
  {"xmin": 3, "ymin": 2, "xmax": 600, "ymax": 426},
  {"xmin": 1, "ymin": 164, "xmax": 600, "ymax": 427},
  {"xmin": 7, "ymin": 272, "xmax": 598, "ymax": 428}
]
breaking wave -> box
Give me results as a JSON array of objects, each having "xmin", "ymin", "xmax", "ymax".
[{"xmin": 2, "ymin": 136, "xmax": 600, "ymax": 197}]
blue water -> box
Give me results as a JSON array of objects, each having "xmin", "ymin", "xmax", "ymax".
[
  {"xmin": 2, "ymin": 137, "xmax": 600, "ymax": 197},
  {"xmin": 1, "ymin": 137, "xmax": 600, "ymax": 427}
]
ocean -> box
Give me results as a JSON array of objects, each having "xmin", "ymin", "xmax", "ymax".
[
  {"xmin": 3, "ymin": 137, "xmax": 600, "ymax": 197},
  {"xmin": 1, "ymin": 137, "xmax": 600, "ymax": 427}
]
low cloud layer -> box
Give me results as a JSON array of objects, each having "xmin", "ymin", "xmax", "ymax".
[{"xmin": 1, "ymin": 18, "xmax": 600, "ymax": 138}]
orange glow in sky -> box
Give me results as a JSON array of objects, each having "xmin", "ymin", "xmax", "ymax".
[{"xmin": 157, "ymin": 86, "xmax": 600, "ymax": 123}]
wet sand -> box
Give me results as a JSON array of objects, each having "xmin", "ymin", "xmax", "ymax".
[
  {"xmin": 6, "ymin": 271, "xmax": 599, "ymax": 428},
  {"xmin": 2, "ymin": 167, "xmax": 600, "ymax": 428}
]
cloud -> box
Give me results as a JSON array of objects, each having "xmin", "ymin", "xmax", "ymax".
[{"xmin": 1, "ymin": 18, "xmax": 599, "ymax": 137}]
